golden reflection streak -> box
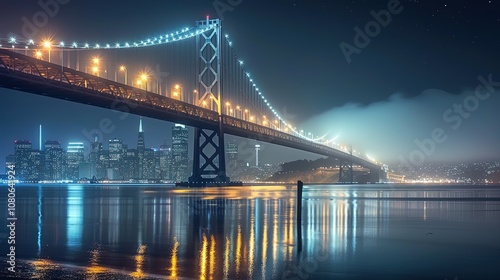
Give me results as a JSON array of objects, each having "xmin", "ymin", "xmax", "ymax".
[
  {"xmin": 262, "ymin": 208, "xmax": 268, "ymax": 280},
  {"xmin": 339, "ymin": 200, "xmax": 345, "ymax": 237},
  {"xmin": 288, "ymin": 198, "xmax": 294, "ymax": 259},
  {"xmin": 199, "ymin": 234, "xmax": 208, "ymax": 280},
  {"xmin": 248, "ymin": 215, "xmax": 255, "ymax": 278},
  {"xmin": 223, "ymin": 236, "xmax": 230, "ymax": 280},
  {"xmin": 209, "ymin": 235, "xmax": 216, "ymax": 279},
  {"xmin": 272, "ymin": 201, "xmax": 279, "ymax": 277},
  {"xmin": 171, "ymin": 186, "xmax": 289, "ymax": 199},
  {"xmin": 344, "ymin": 200, "xmax": 349, "ymax": 250},
  {"xmin": 169, "ymin": 237, "xmax": 179, "ymax": 279},
  {"xmin": 236, "ymin": 225, "xmax": 242, "ymax": 273},
  {"xmin": 86, "ymin": 247, "xmax": 108, "ymax": 277},
  {"xmin": 31, "ymin": 259, "xmax": 58, "ymax": 279},
  {"xmin": 130, "ymin": 244, "xmax": 147, "ymax": 279}
]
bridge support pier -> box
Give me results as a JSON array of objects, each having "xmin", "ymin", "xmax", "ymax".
[
  {"xmin": 339, "ymin": 160, "xmax": 354, "ymax": 183},
  {"xmin": 369, "ymin": 167, "xmax": 381, "ymax": 183},
  {"xmin": 188, "ymin": 123, "xmax": 230, "ymax": 186}
]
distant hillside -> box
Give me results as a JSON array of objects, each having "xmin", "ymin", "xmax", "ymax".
[
  {"xmin": 267, "ymin": 168, "xmax": 339, "ymax": 183},
  {"xmin": 266, "ymin": 157, "xmax": 371, "ymax": 183}
]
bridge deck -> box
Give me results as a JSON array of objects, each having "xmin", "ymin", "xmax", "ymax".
[{"xmin": 0, "ymin": 48, "xmax": 380, "ymax": 172}]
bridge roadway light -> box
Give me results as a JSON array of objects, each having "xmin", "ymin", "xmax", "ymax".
[
  {"xmin": 119, "ymin": 66, "xmax": 127, "ymax": 85},
  {"xmin": 92, "ymin": 56, "xmax": 100, "ymax": 65},
  {"xmin": 42, "ymin": 40, "xmax": 52, "ymax": 62},
  {"xmin": 236, "ymin": 105, "xmax": 241, "ymax": 119},
  {"xmin": 140, "ymin": 73, "xmax": 149, "ymax": 91},
  {"xmin": 92, "ymin": 66, "xmax": 99, "ymax": 76},
  {"xmin": 172, "ymin": 84, "xmax": 181, "ymax": 100},
  {"xmin": 262, "ymin": 116, "xmax": 268, "ymax": 126},
  {"xmin": 34, "ymin": 50, "xmax": 43, "ymax": 60},
  {"xmin": 193, "ymin": 90, "xmax": 198, "ymax": 105}
]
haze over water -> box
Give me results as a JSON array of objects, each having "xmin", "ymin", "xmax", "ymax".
[{"xmin": 1, "ymin": 184, "xmax": 500, "ymax": 279}]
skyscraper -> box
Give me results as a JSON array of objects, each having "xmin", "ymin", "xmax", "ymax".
[
  {"xmin": 39, "ymin": 125, "xmax": 42, "ymax": 151},
  {"xmin": 122, "ymin": 149, "xmax": 139, "ymax": 179},
  {"xmin": 98, "ymin": 150, "xmax": 110, "ymax": 179},
  {"xmin": 255, "ymin": 144, "xmax": 261, "ymax": 167},
  {"xmin": 171, "ymin": 124, "xmax": 189, "ymax": 182},
  {"xmin": 89, "ymin": 135, "xmax": 103, "ymax": 179},
  {"xmin": 14, "ymin": 140, "xmax": 32, "ymax": 181},
  {"xmin": 159, "ymin": 144, "xmax": 172, "ymax": 180},
  {"xmin": 109, "ymin": 138, "xmax": 124, "ymax": 178},
  {"xmin": 44, "ymin": 140, "xmax": 64, "ymax": 181},
  {"xmin": 28, "ymin": 149, "xmax": 43, "ymax": 181},
  {"xmin": 226, "ymin": 140, "xmax": 238, "ymax": 162},
  {"xmin": 142, "ymin": 148, "xmax": 156, "ymax": 179},
  {"xmin": 66, "ymin": 142, "xmax": 85, "ymax": 180},
  {"xmin": 137, "ymin": 117, "xmax": 145, "ymax": 150},
  {"xmin": 226, "ymin": 139, "xmax": 239, "ymax": 175},
  {"xmin": 137, "ymin": 117, "xmax": 146, "ymax": 179}
]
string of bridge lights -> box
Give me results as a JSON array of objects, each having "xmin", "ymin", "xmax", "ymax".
[
  {"xmin": 223, "ymin": 35, "xmax": 375, "ymax": 162},
  {"xmin": 0, "ymin": 22, "xmax": 372, "ymax": 159},
  {"xmin": 0, "ymin": 22, "xmax": 319, "ymax": 142},
  {"xmin": 1, "ymin": 23, "xmax": 306, "ymax": 140},
  {"xmin": 0, "ymin": 23, "xmax": 212, "ymax": 50},
  {"xmin": 223, "ymin": 33, "xmax": 325, "ymax": 143}
]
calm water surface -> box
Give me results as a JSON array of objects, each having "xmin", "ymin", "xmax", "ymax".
[{"xmin": 1, "ymin": 184, "xmax": 500, "ymax": 279}]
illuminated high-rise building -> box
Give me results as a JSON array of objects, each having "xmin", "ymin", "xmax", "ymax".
[
  {"xmin": 28, "ymin": 149, "xmax": 43, "ymax": 181},
  {"xmin": 159, "ymin": 144, "xmax": 172, "ymax": 180},
  {"xmin": 137, "ymin": 117, "xmax": 146, "ymax": 178},
  {"xmin": 226, "ymin": 139, "xmax": 239, "ymax": 175},
  {"xmin": 171, "ymin": 124, "xmax": 189, "ymax": 182},
  {"xmin": 122, "ymin": 149, "xmax": 139, "ymax": 179},
  {"xmin": 39, "ymin": 125, "xmax": 42, "ymax": 151},
  {"xmin": 14, "ymin": 140, "xmax": 32, "ymax": 181},
  {"xmin": 226, "ymin": 140, "xmax": 238, "ymax": 161},
  {"xmin": 142, "ymin": 148, "xmax": 156, "ymax": 179},
  {"xmin": 109, "ymin": 138, "xmax": 124, "ymax": 178},
  {"xmin": 66, "ymin": 142, "xmax": 85, "ymax": 180},
  {"xmin": 255, "ymin": 144, "xmax": 261, "ymax": 167},
  {"xmin": 137, "ymin": 117, "xmax": 145, "ymax": 150},
  {"xmin": 89, "ymin": 135, "xmax": 103, "ymax": 179},
  {"xmin": 44, "ymin": 140, "xmax": 64, "ymax": 181},
  {"xmin": 98, "ymin": 150, "xmax": 110, "ymax": 179}
]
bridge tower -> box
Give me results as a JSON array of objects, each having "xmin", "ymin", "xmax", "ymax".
[
  {"xmin": 188, "ymin": 17, "xmax": 230, "ymax": 185},
  {"xmin": 339, "ymin": 146, "xmax": 354, "ymax": 183}
]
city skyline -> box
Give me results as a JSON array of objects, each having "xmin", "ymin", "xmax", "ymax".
[
  {"xmin": 0, "ymin": 110, "xmax": 321, "ymax": 174},
  {"xmin": 5, "ymin": 118, "xmax": 189, "ymax": 182}
]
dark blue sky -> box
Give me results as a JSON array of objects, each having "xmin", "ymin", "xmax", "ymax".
[{"xmin": 1, "ymin": 0, "xmax": 499, "ymax": 165}]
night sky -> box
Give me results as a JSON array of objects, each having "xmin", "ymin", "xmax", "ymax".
[{"xmin": 1, "ymin": 0, "xmax": 499, "ymax": 166}]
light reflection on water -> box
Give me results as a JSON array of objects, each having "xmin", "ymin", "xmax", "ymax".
[{"xmin": 0, "ymin": 184, "xmax": 500, "ymax": 279}]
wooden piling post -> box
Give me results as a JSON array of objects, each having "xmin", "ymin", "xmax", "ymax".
[{"xmin": 297, "ymin": 180, "xmax": 303, "ymax": 253}]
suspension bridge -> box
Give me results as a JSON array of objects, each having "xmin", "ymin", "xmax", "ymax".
[{"xmin": 0, "ymin": 17, "xmax": 384, "ymax": 185}]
